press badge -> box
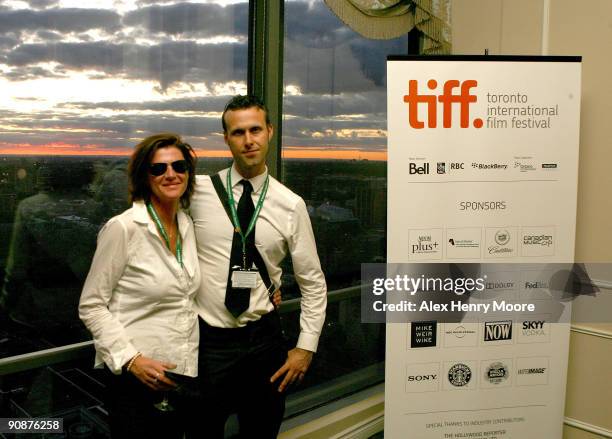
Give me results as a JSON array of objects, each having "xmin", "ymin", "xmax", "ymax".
[{"xmin": 231, "ymin": 268, "xmax": 258, "ymax": 288}]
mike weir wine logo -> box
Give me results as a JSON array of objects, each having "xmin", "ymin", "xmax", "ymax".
[{"xmin": 410, "ymin": 321, "xmax": 437, "ymax": 348}]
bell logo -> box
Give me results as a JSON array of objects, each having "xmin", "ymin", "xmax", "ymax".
[{"xmin": 403, "ymin": 79, "xmax": 483, "ymax": 129}]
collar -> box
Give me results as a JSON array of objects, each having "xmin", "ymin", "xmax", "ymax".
[
  {"xmin": 229, "ymin": 163, "xmax": 268, "ymax": 194},
  {"xmin": 132, "ymin": 200, "xmax": 149, "ymax": 224},
  {"xmin": 132, "ymin": 200, "xmax": 191, "ymax": 240}
]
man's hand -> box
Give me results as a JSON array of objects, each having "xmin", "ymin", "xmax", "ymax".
[
  {"xmin": 272, "ymin": 289, "xmax": 282, "ymax": 308},
  {"xmin": 270, "ymin": 347, "xmax": 313, "ymax": 392}
]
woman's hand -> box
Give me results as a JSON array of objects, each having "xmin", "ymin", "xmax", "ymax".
[{"xmin": 127, "ymin": 355, "xmax": 178, "ymax": 391}]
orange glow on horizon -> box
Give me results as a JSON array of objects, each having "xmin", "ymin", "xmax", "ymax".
[
  {"xmin": 0, "ymin": 143, "xmax": 386, "ymax": 161},
  {"xmin": 0, "ymin": 142, "xmax": 134, "ymax": 157},
  {"xmin": 282, "ymin": 148, "xmax": 386, "ymax": 161}
]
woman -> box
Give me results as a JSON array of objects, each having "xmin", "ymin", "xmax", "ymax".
[{"xmin": 79, "ymin": 133, "xmax": 200, "ymax": 438}]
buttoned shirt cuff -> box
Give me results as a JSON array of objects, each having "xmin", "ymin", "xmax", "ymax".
[{"xmin": 296, "ymin": 332, "xmax": 319, "ymax": 353}]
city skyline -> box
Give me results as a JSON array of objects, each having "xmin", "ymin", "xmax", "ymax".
[{"xmin": 0, "ymin": 143, "xmax": 388, "ymax": 160}]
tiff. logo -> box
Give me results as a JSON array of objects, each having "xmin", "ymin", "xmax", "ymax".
[{"xmin": 403, "ymin": 79, "xmax": 483, "ymax": 129}]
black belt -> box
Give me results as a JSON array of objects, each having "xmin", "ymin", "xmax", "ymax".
[{"xmin": 199, "ymin": 311, "xmax": 281, "ymax": 342}]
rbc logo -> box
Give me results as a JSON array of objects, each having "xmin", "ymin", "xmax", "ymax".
[{"xmin": 403, "ymin": 79, "xmax": 483, "ymax": 129}]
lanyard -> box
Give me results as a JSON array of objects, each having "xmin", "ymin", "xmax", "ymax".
[
  {"xmin": 226, "ymin": 170, "xmax": 269, "ymax": 268},
  {"xmin": 146, "ymin": 202, "xmax": 183, "ymax": 267}
]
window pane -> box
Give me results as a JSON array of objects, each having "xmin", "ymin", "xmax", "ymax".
[
  {"xmin": 281, "ymin": 0, "xmax": 406, "ymax": 398},
  {"xmin": 0, "ymin": 0, "xmax": 248, "ymax": 358}
]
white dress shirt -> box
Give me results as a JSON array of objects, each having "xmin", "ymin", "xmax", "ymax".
[
  {"xmin": 190, "ymin": 165, "xmax": 327, "ymax": 353},
  {"xmin": 79, "ymin": 201, "xmax": 201, "ymax": 376}
]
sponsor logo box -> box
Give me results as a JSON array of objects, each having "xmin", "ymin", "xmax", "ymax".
[
  {"xmin": 485, "ymin": 227, "xmax": 517, "ymax": 258},
  {"xmin": 481, "ymin": 320, "xmax": 514, "ymax": 346},
  {"xmin": 480, "ymin": 358, "xmax": 513, "ymax": 388},
  {"xmin": 470, "ymin": 271, "xmax": 518, "ymax": 301},
  {"xmin": 408, "ymin": 229, "xmax": 443, "ymax": 260},
  {"xmin": 443, "ymin": 323, "xmax": 479, "ymax": 347},
  {"xmin": 517, "ymin": 315, "xmax": 551, "ymax": 344},
  {"xmin": 520, "ymin": 226, "xmax": 555, "ymax": 257},
  {"xmin": 405, "ymin": 362, "xmax": 440, "ymax": 393},
  {"xmin": 515, "ymin": 357, "xmax": 549, "ymax": 386},
  {"xmin": 445, "ymin": 227, "xmax": 482, "ymax": 259},
  {"xmin": 410, "ymin": 321, "xmax": 438, "ymax": 348},
  {"xmin": 443, "ymin": 360, "xmax": 478, "ymax": 391}
]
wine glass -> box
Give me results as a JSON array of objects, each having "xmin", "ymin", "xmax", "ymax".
[{"xmin": 152, "ymin": 354, "xmax": 177, "ymax": 412}]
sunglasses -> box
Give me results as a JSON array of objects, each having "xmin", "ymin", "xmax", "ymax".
[{"xmin": 149, "ymin": 160, "xmax": 189, "ymax": 176}]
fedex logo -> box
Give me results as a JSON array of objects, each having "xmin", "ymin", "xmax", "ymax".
[{"xmin": 403, "ymin": 79, "xmax": 483, "ymax": 129}]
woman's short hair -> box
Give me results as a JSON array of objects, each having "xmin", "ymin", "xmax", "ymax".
[{"xmin": 128, "ymin": 133, "xmax": 197, "ymax": 208}]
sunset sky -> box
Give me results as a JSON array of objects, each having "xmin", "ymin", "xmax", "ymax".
[{"xmin": 0, "ymin": 0, "xmax": 403, "ymax": 160}]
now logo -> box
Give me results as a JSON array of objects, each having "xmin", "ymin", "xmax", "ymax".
[{"xmin": 403, "ymin": 79, "xmax": 484, "ymax": 129}]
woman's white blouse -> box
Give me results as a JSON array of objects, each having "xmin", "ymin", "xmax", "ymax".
[{"xmin": 79, "ymin": 201, "xmax": 201, "ymax": 376}]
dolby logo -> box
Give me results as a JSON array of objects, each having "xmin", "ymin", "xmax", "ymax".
[{"xmin": 484, "ymin": 321, "xmax": 513, "ymax": 342}]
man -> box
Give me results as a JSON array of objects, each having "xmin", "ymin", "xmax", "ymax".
[{"xmin": 189, "ymin": 95, "xmax": 327, "ymax": 438}]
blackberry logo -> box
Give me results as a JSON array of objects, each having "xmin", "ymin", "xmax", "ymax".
[{"xmin": 448, "ymin": 363, "xmax": 472, "ymax": 387}]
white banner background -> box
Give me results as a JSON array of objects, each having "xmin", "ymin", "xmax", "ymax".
[{"xmin": 385, "ymin": 57, "xmax": 581, "ymax": 439}]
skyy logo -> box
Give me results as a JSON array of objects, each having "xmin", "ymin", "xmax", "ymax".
[{"xmin": 403, "ymin": 79, "xmax": 483, "ymax": 129}]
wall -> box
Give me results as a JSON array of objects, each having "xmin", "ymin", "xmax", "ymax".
[{"xmin": 452, "ymin": 0, "xmax": 612, "ymax": 437}]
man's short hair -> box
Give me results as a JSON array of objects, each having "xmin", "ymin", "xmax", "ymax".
[{"xmin": 222, "ymin": 95, "xmax": 271, "ymax": 132}]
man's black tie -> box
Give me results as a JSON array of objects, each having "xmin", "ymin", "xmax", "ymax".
[{"xmin": 225, "ymin": 180, "xmax": 256, "ymax": 317}]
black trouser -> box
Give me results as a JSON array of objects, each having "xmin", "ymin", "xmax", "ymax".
[
  {"xmin": 188, "ymin": 312, "xmax": 288, "ymax": 439},
  {"xmin": 105, "ymin": 368, "xmax": 189, "ymax": 439}
]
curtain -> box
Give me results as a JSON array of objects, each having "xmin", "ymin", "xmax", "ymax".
[{"xmin": 324, "ymin": 0, "xmax": 451, "ymax": 54}]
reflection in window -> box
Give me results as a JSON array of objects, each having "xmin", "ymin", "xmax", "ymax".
[
  {"xmin": 0, "ymin": 0, "xmax": 248, "ymax": 358},
  {"xmin": 282, "ymin": 1, "xmax": 406, "ymax": 283},
  {"xmin": 280, "ymin": 0, "xmax": 409, "ymax": 399}
]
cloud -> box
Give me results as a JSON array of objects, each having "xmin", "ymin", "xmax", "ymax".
[
  {"xmin": 0, "ymin": 0, "xmax": 393, "ymax": 154},
  {"xmin": 284, "ymin": 91, "xmax": 386, "ymax": 119},
  {"xmin": 36, "ymin": 30, "xmax": 63, "ymax": 41},
  {"xmin": 0, "ymin": 35, "xmax": 18, "ymax": 49},
  {"xmin": 283, "ymin": 1, "xmax": 407, "ymax": 92},
  {"xmin": 0, "ymin": 107, "xmax": 228, "ymax": 151},
  {"xmin": 283, "ymin": 36, "xmax": 407, "ymax": 93},
  {"xmin": 123, "ymin": 2, "xmax": 248, "ymax": 38},
  {"xmin": 284, "ymin": 1, "xmax": 353, "ymax": 48},
  {"xmin": 5, "ymin": 40, "xmax": 247, "ymax": 88},
  {"xmin": 59, "ymin": 91, "xmax": 386, "ymax": 120},
  {"xmin": 0, "ymin": 8, "xmax": 121, "ymax": 34},
  {"xmin": 58, "ymin": 95, "xmax": 231, "ymax": 112},
  {"xmin": 3, "ymin": 65, "xmax": 66, "ymax": 80},
  {"xmin": 26, "ymin": 0, "xmax": 60, "ymax": 9}
]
